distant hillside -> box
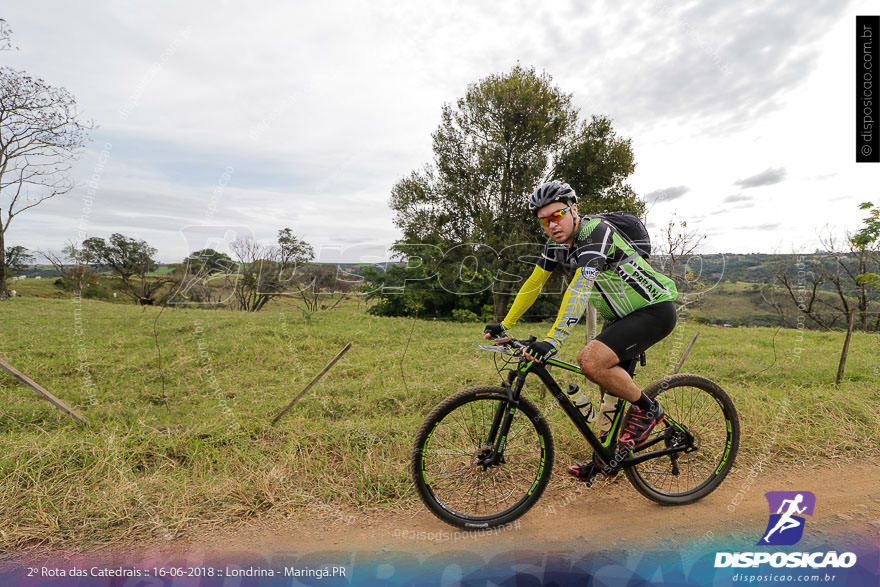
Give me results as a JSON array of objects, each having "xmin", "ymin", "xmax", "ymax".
[{"xmin": 8, "ymin": 254, "xmax": 877, "ymax": 331}]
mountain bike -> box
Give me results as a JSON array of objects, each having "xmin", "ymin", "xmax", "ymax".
[{"xmin": 411, "ymin": 336, "xmax": 740, "ymax": 529}]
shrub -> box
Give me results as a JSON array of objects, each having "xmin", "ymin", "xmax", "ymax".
[{"xmin": 451, "ymin": 308, "xmax": 481, "ymax": 322}]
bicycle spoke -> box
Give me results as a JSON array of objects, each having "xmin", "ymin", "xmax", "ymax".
[
  {"xmin": 421, "ymin": 395, "xmax": 544, "ymax": 520},
  {"xmin": 633, "ymin": 383, "xmax": 732, "ymax": 496}
]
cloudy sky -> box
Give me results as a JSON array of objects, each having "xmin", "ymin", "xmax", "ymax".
[{"xmin": 2, "ymin": 1, "xmax": 878, "ymax": 262}]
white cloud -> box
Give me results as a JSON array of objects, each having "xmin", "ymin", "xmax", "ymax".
[{"xmin": 3, "ymin": 0, "xmax": 877, "ymax": 261}]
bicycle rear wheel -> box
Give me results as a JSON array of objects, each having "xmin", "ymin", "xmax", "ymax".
[
  {"xmin": 412, "ymin": 386, "xmax": 553, "ymax": 529},
  {"xmin": 623, "ymin": 374, "xmax": 739, "ymax": 505}
]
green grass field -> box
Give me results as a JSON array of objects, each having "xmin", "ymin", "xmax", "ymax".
[{"xmin": 1, "ymin": 294, "xmax": 878, "ymax": 552}]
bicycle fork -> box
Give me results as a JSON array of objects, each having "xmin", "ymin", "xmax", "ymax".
[{"xmin": 476, "ymin": 369, "xmax": 526, "ymax": 469}]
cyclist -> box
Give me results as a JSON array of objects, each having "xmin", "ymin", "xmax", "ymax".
[{"xmin": 483, "ymin": 180, "xmax": 678, "ymax": 483}]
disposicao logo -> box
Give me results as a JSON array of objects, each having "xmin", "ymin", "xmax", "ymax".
[
  {"xmin": 714, "ymin": 490, "xmax": 858, "ymax": 569},
  {"xmin": 758, "ymin": 491, "xmax": 815, "ymax": 546}
]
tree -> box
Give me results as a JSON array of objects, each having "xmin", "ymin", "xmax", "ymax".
[
  {"xmin": 819, "ymin": 219, "xmax": 880, "ymax": 331},
  {"xmin": 168, "ymin": 248, "xmax": 236, "ymax": 307},
  {"xmin": 0, "ymin": 19, "xmax": 15, "ymax": 51},
  {"xmin": 228, "ymin": 228, "xmax": 327, "ymax": 312},
  {"xmin": 853, "ymin": 201, "xmax": 880, "ymax": 292},
  {"xmin": 3, "ymin": 244, "xmax": 33, "ymax": 275},
  {"xmin": 277, "ymin": 227, "xmax": 314, "ymax": 273},
  {"xmin": 82, "ymin": 233, "xmax": 163, "ymax": 304},
  {"xmin": 229, "ymin": 237, "xmax": 282, "ymax": 312},
  {"xmin": 773, "ymin": 255, "xmax": 838, "ymax": 330},
  {"xmin": 388, "ymin": 65, "xmax": 642, "ymax": 321},
  {"xmin": 655, "ymin": 215, "xmax": 706, "ymax": 288},
  {"xmin": 162, "ymin": 264, "xmax": 219, "ymax": 307},
  {"xmin": 42, "ymin": 240, "xmax": 93, "ymax": 295},
  {"xmin": 182, "ymin": 248, "xmax": 235, "ymax": 275},
  {"xmin": 550, "ymin": 114, "xmax": 643, "ymax": 216},
  {"xmin": 0, "ymin": 21, "xmax": 93, "ymax": 299},
  {"xmin": 276, "ymin": 227, "xmax": 346, "ymax": 312},
  {"xmin": 773, "ymin": 203, "xmax": 880, "ymax": 332}
]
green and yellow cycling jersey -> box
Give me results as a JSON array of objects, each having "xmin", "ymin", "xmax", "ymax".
[{"xmin": 500, "ymin": 216, "xmax": 677, "ymax": 349}]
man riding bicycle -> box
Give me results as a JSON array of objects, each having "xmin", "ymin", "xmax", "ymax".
[{"xmin": 483, "ymin": 180, "xmax": 678, "ymax": 482}]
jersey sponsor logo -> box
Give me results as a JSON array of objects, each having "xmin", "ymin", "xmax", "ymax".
[
  {"xmin": 626, "ymin": 267, "xmax": 663, "ymax": 298},
  {"xmin": 581, "ymin": 266, "xmax": 598, "ymax": 280}
]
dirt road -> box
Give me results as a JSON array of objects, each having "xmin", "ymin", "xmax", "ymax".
[
  {"xmin": 179, "ymin": 462, "xmax": 880, "ymax": 557},
  {"xmin": 7, "ymin": 461, "xmax": 877, "ymax": 570}
]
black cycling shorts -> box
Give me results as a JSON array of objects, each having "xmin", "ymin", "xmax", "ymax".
[{"xmin": 594, "ymin": 300, "xmax": 677, "ymax": 363}]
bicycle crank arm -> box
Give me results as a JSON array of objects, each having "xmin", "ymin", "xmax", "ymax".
[
  {"xmin": 620, "ymin": 444, "xmax": 689, "ymax": 467},
  {"xmin": 635, "ymin": 422, "xmax": 695, "ymax": 453},
  {"xmin": 662, "ymin": 414, "xmax": 694, "ymax": 442}
]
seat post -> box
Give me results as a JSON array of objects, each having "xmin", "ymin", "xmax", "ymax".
[
  {"xmin": 621, "ymin": 353, "xmax": 646, "ymax": 377},
  {"xmin": 621, "ymin": 357, "xmax": 638, "ymax": 377}
]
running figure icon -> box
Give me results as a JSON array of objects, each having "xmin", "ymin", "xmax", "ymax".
[{"xmin": 761, "ymin": 493, "xmax": 807, "ymax": 544}]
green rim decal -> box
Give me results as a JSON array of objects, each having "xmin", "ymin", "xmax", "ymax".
[
  {"xmin": 528, "ymin": 435, "xmax": 546, "ymax": 496},
  {"xmin": 714, "ymin": 418, "xmax": 734, "ymax": 475},
  {"xmin": 421, "ymin": 422, "xmax": 438, "ymax": 485}
]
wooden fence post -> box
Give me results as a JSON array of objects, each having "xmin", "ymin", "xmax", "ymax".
[
  {"xmin": 674, "ymin": 332, "xmax": 700, "ymax": 374},
  {"xmin": 0, "ymin": 357, "xmax": 89, "ymax": 425},
  {"xmin": 271, "ymin": 342, "xmax": 352, "ymax": 425}
]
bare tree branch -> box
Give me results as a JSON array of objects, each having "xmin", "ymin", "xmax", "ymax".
[{"xmin": 0, "ymin": 65, "xmax": 93, "ymax": 299}]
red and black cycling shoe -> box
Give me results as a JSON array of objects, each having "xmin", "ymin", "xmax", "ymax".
[
  {"xmin": 566, "ymin": 459, "xmax": 619, "ymax": 486},
  {"xmin": 618, "ymin": 402, "xmax": 665, "ymax": 450}
]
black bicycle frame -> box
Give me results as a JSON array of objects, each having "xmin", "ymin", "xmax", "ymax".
[{"xmin": 483, "ymin": 354, "xmax": 693, "ymax": 469}]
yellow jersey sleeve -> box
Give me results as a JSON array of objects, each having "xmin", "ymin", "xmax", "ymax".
[
  {"xmin": 543, "ymin": 266, "xmax": 597, "ymax": 349},
  {"xmin": 499, "ymin": 265, "xmax": 553, "ymax": 330}
]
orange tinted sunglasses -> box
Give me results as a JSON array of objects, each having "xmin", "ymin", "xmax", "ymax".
[{"xmin": 538, "ymin": 206, "xmax": 572, "ymax": 227}]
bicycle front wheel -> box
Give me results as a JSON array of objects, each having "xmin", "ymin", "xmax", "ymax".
[
  {"xmin": 623, "ymin": 374, "xmax": 740, "ymax": 505},
  {"xmin": 412, "ymin": 386, "xmax": 553, "ymax": 529}
]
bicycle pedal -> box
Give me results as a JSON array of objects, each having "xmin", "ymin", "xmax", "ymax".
[{"xmin": 587, "ymin": 470, "xmax": 619, "ymax": 487}]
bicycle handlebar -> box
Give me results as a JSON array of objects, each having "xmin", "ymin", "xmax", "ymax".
[{"xmin": 487, "ymin": 335, "xmax": 536, "ymax": 351}]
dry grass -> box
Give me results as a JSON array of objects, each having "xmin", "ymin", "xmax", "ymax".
[{"xmin": 0, "ymin": 295, "xmax": 878, "ymax": 551}]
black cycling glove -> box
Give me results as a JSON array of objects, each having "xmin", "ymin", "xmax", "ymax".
[
  {"xmin": 483, "ymin": 323, "xmax": 510, "ymax": 338},
  {"xmin": 526, "ymin": 340, "xmax": 558, "ymax": 362}
]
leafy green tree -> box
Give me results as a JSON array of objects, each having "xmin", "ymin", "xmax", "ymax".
[
  {"xmin": 3, "ymin": 245, "xmax": 34, "ymax": 275},
  {"xmin": 182, "ymin": 248, "xmax": 235, "ymax": 275},
  {"xmin": 854, "ymin": 201, "xmax": 880, "ymax": 259},
  {"xmin": 82, "ymin": 233, "xmax": 163, "ymax": 304},
  {"xmin": 277, "ymin": 227, "xmax": 314, "ymax": 272},
  {"xmin": 853, "ymin": 201, "xmax": 880, "ymax": 325},
  {"xmin": 387, "ymin": 65, "xmax": 642, "ymax": 321},
  {"xmin": 360, "ymin": 264, "xmax": 463, "ymax": 318},
  {"xmin": 551, "ymin": 115, "xmax": 643, "ymax": 217}
]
